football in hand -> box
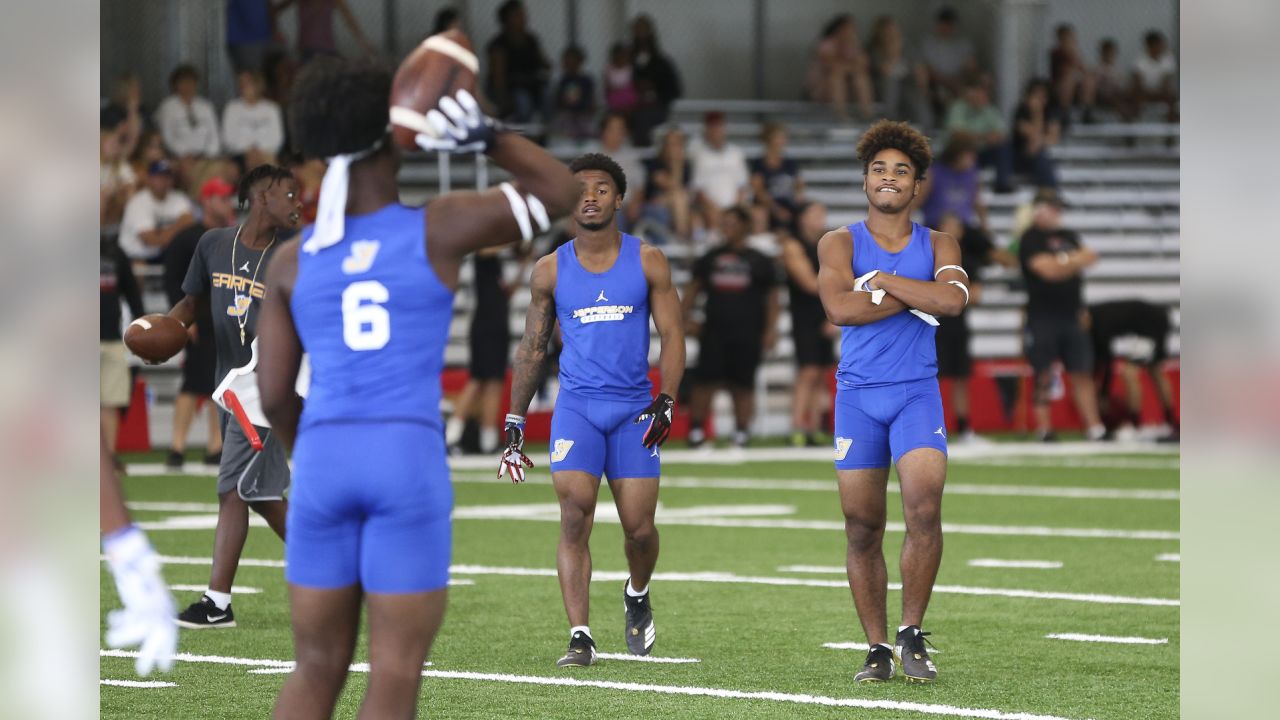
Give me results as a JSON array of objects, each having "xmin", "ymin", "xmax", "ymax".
[
  {"xmin": 124, "ymin": 314, "xmax": 188, "ymax": 363},
  {"xmin": 390, "ymin": 28, "xmax": 479, "ymax": 150}
]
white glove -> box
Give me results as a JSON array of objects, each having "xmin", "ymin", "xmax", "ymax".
[
  {"xmin": 415, "ymin": 89, "xmax": 499, "ymax": 155},
  {"xmin": 910, "ymin": 308, "xmax": 940, "ymax": 326},
  {"xmin": 853, "ymin": 269, "xmax": 886, "ymax": 305},
  {"xmin": 103, "ymin": 526, "xmax": 177, "ymax": 676}
]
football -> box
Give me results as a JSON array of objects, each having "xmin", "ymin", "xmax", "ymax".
[
  {"xmin": 389, "ymin": 29, "xmax": 479, "ymax": 150},
  {"xmin": 124, "ymin": 313, "xmax": 188, "ymax": 363}
]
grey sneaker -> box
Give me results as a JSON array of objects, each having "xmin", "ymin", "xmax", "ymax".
[
  {"xmin": 894, "ymin": 626, "xmax": 938, "ymax": 683},
  {"xmin": 623, "ymin": 581, "xmax": 655, "ymax": 655},
  {"xmin": 556, "ymin": 630, "xmax": 597, "ymax": 668},
  {"xmin": 854, "ymin": 644, "xmax": 895, "ymax": 683}
]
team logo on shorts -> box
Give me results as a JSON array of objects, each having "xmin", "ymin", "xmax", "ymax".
[
  {"xmin": 550, "ymin": 439, "xmax": 575, "ymax": 462},
  {"xmin": 834, "ymin": 437, "xmax": 853, "ymax": 461}
]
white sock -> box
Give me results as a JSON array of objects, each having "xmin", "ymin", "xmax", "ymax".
[
  {"xmin": 445, "ymin": 416, "xmax": 465, "ymax": 445},
  {"xmin": 1087, "ymin": 423, "xmax": 1107, "ymax": 441},
  {"xmin": 875, "ymin": 642, "xmax": 893, "ymax": 652},
  {"xmin": 898, "ymin": 625, "xmax": 914, "ymax": 634},
  {"xmin": 626, "ymin": 579, "xmax": 648, "ymax": 597},
  {"xmin": 205, "ymin": 589, "xmax": 232, "ymax": 610},
  {"xmin": 569, "ymin": 625, "xmax": 592, "ymax": 640},
  {"xmin": 480, "ymin": 427, "xmax": 499, "ymax": 453}
]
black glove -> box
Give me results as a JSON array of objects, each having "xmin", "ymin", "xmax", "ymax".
[
  {"xmin": 497, "ymin": 413, "xmax": 533, "ymax": 483},
  {"xmin": 634, "ymin": 393, "xmax": 675, "ymax": 449}
]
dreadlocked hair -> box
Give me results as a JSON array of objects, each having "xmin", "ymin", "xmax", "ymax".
[
  {"xmin": 289, "ymin": 57, "xmax": 391, "ymax": 160},
  {"xmin": 855, "ymin": 120, "xmax": 933, "ymax": 180},
  {"xmin": 238, "ymin": 164, "xmax": 295, "ymax": 209}
]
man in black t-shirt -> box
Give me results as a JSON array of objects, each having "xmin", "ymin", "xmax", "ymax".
[
  {"xmin": 682, "ymin": 206, "xmax": 780, "ymax": 447},
  {"xmin": 1089, "ymin": 299, "xmax": 1179, "ymax": 441},
  {"xmin": 1017, "ymin": 191, "xmax": 1105, "ymax": 441}
]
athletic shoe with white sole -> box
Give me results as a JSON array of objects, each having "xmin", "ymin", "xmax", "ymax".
[
  {"xmin": 854, "ymin": 644, "xmax": 895, "ymax": 683},
  {"xmin": 623, "ymin": 581, "xmax": 655, "ymax": 655},
  {"xmin": 556, "ymin": 630, "xmax": 597, "ymax": 668},
  {"xmin": 175, "ymin": 595, "xmax": 236, "ymax": 629},
  {"xmin": 894, "ymin": 626, "xmax": 938, "ymax": 682}
]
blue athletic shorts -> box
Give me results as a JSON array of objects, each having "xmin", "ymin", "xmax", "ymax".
[
  {"xmin": 833, "ymin": 378, "xmax": 948, "ymax": 470},
  {"xmin": 549, "ymin": 389, "xmax": 661, "ymax": 481},
  {"xmin": 286, "ymin": 421, "xmax": 453, "ymax": 593}
]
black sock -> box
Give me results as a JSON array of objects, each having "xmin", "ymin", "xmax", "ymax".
[
  {"xmin": 1127, "ymin": 410, "xmax": 1141, "ymax": 427},
  {"xmin": 956, "ymin": 416, "xmax": 970, "ymax": 434}
]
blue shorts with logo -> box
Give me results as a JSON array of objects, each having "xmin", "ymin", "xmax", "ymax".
[
  {"xmin": 550, "ymin": 389, "xmax": 661, "ymax": 481},
  {"xmin": 286, "ymin": 421, "xmax": 453, "ymax": 593},
  {"xmin": 833, "ymin": 377, "xmax": 948, "ymax": 470}
]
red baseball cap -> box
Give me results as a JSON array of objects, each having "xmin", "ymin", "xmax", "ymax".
[{"xmin": 200, "ymin": 177, "xmax": 235, "ymax": 200}]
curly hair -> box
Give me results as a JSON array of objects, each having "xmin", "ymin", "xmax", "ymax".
[
  {"xmin": 289, "ymin": 57, "xmax": 390, "ymax": 160},
  {"xmin": 855, "ymin": 119, "xmax": 932, "ymax": 180},
  {"xmin": 569, "ymin": 153, "xmax": 627, "ymax": 198}
]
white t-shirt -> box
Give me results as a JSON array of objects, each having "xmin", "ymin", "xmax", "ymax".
[
  {"xmin": 222, "ymin": 98, "xmax": 285, "ymax": 156},
  {"xmin": 689, "ymin": 140, "xmax": 750, "ymax": 208},
  {"xmin": 118, "ymin": 189, "xmax": 194, "ymax": 260},
  {"xmin": 1134, "ymin": 52, "xmax": 1176, "ymax": 92},
  {"xmin": 155, "ymin": 95, "xmax": 221, "ymax": 157}
]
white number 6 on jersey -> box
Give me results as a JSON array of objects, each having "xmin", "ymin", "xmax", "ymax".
[{"xmin": 342, "ymin": 280, "xmax": 390, "ymax": 351}]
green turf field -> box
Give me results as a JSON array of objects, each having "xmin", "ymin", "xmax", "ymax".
[{"xmin": 101, "ymin": 448, "xmax": 1179, "ymax": 719}]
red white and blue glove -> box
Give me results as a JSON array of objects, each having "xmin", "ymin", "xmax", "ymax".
[
  {"xmin": 498, "ymin": 413, "xmax": 534, "ymax": 483},
  {"xmin": 415, "ymin": 89, "xmax": 500, "ymax": 155},
  {"xmin": 635, "ymin": 393, "xmax": 675, "ymax": 449},
  {"xmin": 103, "ymin": 525, "xmax": 177, "ymax": 676}
]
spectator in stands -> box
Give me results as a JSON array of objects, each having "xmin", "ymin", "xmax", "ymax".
[
  {"xmin": 100, "ymin": 238, "xmax": 145, "ymax": 472},
  {"xmin": 595, "ymin": 112, "xmax": 644, "ymax": 229},
  {"xmin": 921, "ymin": 6, "xmax": 980, "ymax": 120},
  {"xmin": 485, "ymin": 0, "xmax": 551, "ymax": 123},
  {"xmin": 226, "ymin": 0, "xmax": 277, "ymax": 75},
  {"xmin": 161, "ymin": 178, "xmax": 235, "ymax": 469},
  {"xmin": 690, "ymin": 111, "xmax": 750, "ymax": 232},
  {"xmin": 1131, "ymin": 30, "xmax": 1178, "ymax": 121},
  {"xmin": 154, "ymin": 64, "xmax": 222, "ymax": 194},
  {"xmin": 274, "ymin": 0, "xmax": 377, "ymax": 62},
  {"xmin": 779, "ymin": 202, "xmax": 834, "ymax": 447},
  {"xmin": 603, "ymin": 42, "xmax": 639, "ymax": 117},
  {"xmin": 1011, "ymin": 78, "xmax": 1062, "ymax": 189},
  {"xmin": 223, "ymin": 70, "xmax": 285, "ymax": 172},
  {"xmin": 868, "ymin": 15, "xmax": 931, "ymax": 125},
  {"xmin": 945, "ymin": 81, "xmax": 1014, "ymax": 192},
  {"xmin": 128, "ymin": 129, "xmax": 166, "ymax": 191},
  {"xmin": 1093, "ymin": 38, "xmax": 1126, "ymax": 119},
  {"xmin": 804, "ymin": 14, "xmax": 874, "ymax": 122},
  {"xmin": 628, "ymin": 14, "xmax": 682, "ymax": 146},
  {"xmin": 684, "ymin": 206, "xmax": 781, "ymax": 448},
  {"xmin": 1049, "ymin": 24, "xmax": 1095, "ymax": 124},
  {"xmin": 919, "ymin": 131, "xmax": 987, "ymax": 233},
  {"xmin": 1017, "ymin": 190, "xmax": 1106, "ymax": 442},
  {"xmin": 431, "ymin": 6, "xmax": 462, "ymax": 35},
  {"xmin": 1088, "ymin": 300, "xmax": 1179, "ymax": 442},
  {"xmin": 118, "ymin": 160, "xmax": 195, "ymax": 263},
  {"xmin": 750, "ymin": 122, "xmax": 804, "ymax": 232},
  {"xmin": 638, "ymin": 127, "xmax": 693, "ymax": 244},
  {"xmin": 101, "ymin": 72, "xmax": 145, "ymax": 157},
  {"xmin": 101, "ymin": 117, "xmax": 138, "ymax": 240},
  {"xmin": 549, "ymin": 45, "xmax": 596, "ymax": 142}
]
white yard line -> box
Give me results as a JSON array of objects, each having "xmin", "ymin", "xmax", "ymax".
[
  {"xmin": 100, "ymin": 679, "xmax": 177, "ymax": 688},
  {"xmin": 170, "ymin": 584, "xmax": 262, "ymax": 594},
  {"xmin": 778, "ymin": 565, "xmax": 846, "ymax": 574},
  {"xmin": 967, "ymin": 559, "xmax": 1064, "ymax": 570},
  {"xmin": 823, "ymin": 642, "xmax": 942, "ymax": 653},
  {"xmin": 1155, "ymin": 553, "xmax": 1180, "ymax": 562},
  {"xmin": 128, "ymin": 501, "xmax": 221, "ymax": 512},
  {"xmin": 100, "ymin": 649, "xmax": 1085, "ymax": 719},
  {"xmin": 594, "ymin": 652, "xmax": 700, "ymax": 664},
  {"xmin": 1045, "ymin": 633, "xmax": 1168, "ymax": 645}
]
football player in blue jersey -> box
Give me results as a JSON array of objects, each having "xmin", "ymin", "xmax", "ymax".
[
  {"xmin": 256, "ymin": 56, "xmax": 577, "ymax": 718},
  {"xmin": 500, "ymin": 153, "xmax": 685, "ymax": 667},
  {"xmin": 816, "ymin": 120, "xmax": 968, "ymax": 684}
]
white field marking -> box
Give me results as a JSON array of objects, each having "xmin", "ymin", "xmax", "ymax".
[
  {"xmin": 595, "ymin": 652, "xmax": 700, "ymax": 664},
  {"xmin": 137, "ymin": 514, "xmax": 269, "ymax": 531},
  {"xmin": 449, "ymin": 565, "xmax": 1179, "ymax": 607},
  {"xmin": 953, "ymin": 457, "xmax": 1178, "ymax": 470},
  {"xmin": 823, "ymin": 642, "xmax": 942, "ymax": 653},
  {"xmin": 1046, "ymin": 633, "xmax": 1168, "ymax": 645},
  {"xmin": 106, "ymin": 555, "xmax": 472, "ymax": 586},
  {"xmin": 128, "ymin": 501, "xmax": 221, "ymax": 513},
  {"xmin": 1155, "ymin": 553, "xmax": 1180, "ymax": 562},
  {"xmin": 101, "ymin": 649, "xmax": 1084, "ymax": 720},
  {"xmin": 247, "ymin": 667, "xmax": 293, "ymax": 674},
  {"xmin": 170, "ymin": 584, "xmax": 262, "ymax": 594},
  {"xmin": 778, "ymin": 565, "xmax": 846, "ymax": 574},
  {"xmin": 967, "ymin": 559, "xmax": 1064, "ymax": 570},
  {"xmin": 100, "ymin": 679, "xmax": 178, "ymax": 688}
]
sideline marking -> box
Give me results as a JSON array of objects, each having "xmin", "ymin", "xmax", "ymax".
[
  {"xmin": 595, "ymin": 652, "xmax": 701, "ymax": 664},
  {"xmin": 1155, "ymin": 553, "xmax": 1180, "ymax": 562},
  {"xmin": 967, "ymin": 559, "xmax": 1064, "ymax": 570},
  {"xmin": 1045, "ymin": 633, "xmax": 1168, "ymax": 645},
  {"xmin": 170, "ymin": 584, "xmax": 262, "ymax": 594},
  {"xmin": 100, "ymin": 679, "xmax": 177, "ymax": 688},
  {"xmin": 823, "ymin": 642, "xmax": 943, "ymax": 653},
  {"xmin": 101, "ymin": 649, "xmax": 1088, "ymax": 719}
]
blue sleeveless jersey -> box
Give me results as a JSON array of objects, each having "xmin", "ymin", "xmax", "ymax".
[
  {"xmin": 292, "ymin": 204, "xmax": 455, "ymax": 430},
  {"xmin": 555, "ymin": 233, "xmax": 652, "ymax": 402},
  {"xmin": 837, "ymin": 221, "xmax": 938, "ymax": 387}
]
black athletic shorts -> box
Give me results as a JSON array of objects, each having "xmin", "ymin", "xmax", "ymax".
[
  {"xmin": 468, "ymin": 310, "xmax": 510, "ymax": 381},
  {"xmin": 696, "ymin": 330, "xmax": 763, "ymax": 389},
  {"xmin": 1025, "ymin": 315, "xmax": 1093, "ymax": 374},
  {"xmin": 935, "ymin": 313, "xmax": 972, "ymax": 378},
  {"xmin": 180, "ymin": 331, "xmax": 217, "ymax": 396},
  {"xmin": 791, "ymin": 322, "xmax": 833, "ymax": 367}
]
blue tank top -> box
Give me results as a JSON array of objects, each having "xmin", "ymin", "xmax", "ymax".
[
  {"xmin": 292, "ymin": 204, "xmax": 455, "ymax": 430},
  {"xmin": 837, "ymin": 221, "xmax": 938, "ymax": 388},
  {"xmin": 555, "ymin": 233, "xmax": 652, "ymax": 401}
]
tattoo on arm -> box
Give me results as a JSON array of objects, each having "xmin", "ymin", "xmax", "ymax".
[{"xmin": 509, "ymin": 284, "xmax": 556, "ymax": 417}]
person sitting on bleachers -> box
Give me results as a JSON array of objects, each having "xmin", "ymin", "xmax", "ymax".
[
  {"xmin": 603, "ymin": 42, "xmax": 639, "ymax": 117},
  {"xmin": 628, "ymin": 14, "xmax": 682, "ymax": 146},
  {"xmin": 594, "ymin": 112, "xmax": 645, "ymax": 230},
  {"xmin": 945, "ymin": 81, "xmax": 1014, "ymax": 193},
  {"xmin": 1092, "ymin": 38, "xmax": 1126, "ymax": 120},
  {"xmin": 1130, "ymin": 30, "xmax": 1178, "ymax": 122},
  {"xmin": 867, "ymin": 15, "xmax": 932, "ymax": 126},
  {"xmin": 803, "ymin": 14, "xmax": 875, "ymax": 123},
  {"xmin": 689, "ymin": 111, "xmax": 750, "ymax": 237},
  {"xmin": 1049, "ymin": 24, "xmax": 1095, "ymax": 124},
  {"xmin": 154, "ymin": 64, "xmax": 222, "ymax": 194},
  {"xmin": 485, "ymin": 0, "xmax": 551, "ymax": 123},
  {"xmin": 636, "ymin": 127, "xmax": 693, "ymax": 245},
  {"xmin": 549, "ymin": 45, "xmax": 596, "ymax": 143},
  {"xmin": 749, "ymin": 122, "xmax": 804, "ymax": 233},
  {"xmin": 921, "ymin": 6, "xmax": 980, "ymax": 122},
  {"xmin": 1011, "ymin": 78, "xmax": 1062, "ymax": 189}
]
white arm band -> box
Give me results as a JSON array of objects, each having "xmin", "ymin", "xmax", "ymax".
[
  {"xmin": 935, "ymin": 264, "xmax": 968, "ymax": 279},
  {"xmin": 948, "ymin": 280, "xmax": 970, "ymax": 306},
  {"xmin": 499, "ymin": 182, "xmax": 533, "ymax": 241}
]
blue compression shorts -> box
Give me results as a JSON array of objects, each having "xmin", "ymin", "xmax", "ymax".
[
  {"xmin": 549, "ymin": 389, "xmax": 661, "ymax": 481},
  {"xmin": 286, "ymin": 421, "xmax": 453, "ymax": 593},
  {"xmin": 833, "ymin": 378, "xmax": 948, "ymax": 470}
]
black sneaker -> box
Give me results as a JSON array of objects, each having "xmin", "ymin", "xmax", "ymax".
[
  {"xmin": 1038, "ymin": 431, "xmax": 1059, "ymax": 443},
  {"xmin": 165, "ymin": 449, "xmax": 185, "ymax": 470},
  {"xmin": 556, "ymin": 630, "xmax": 597, "ymax": 668},
  {"xmin": 687, "ymin": 427, "xmax": 706, "ymax": 449},
  {"xmin": 894, "ymin": 626, "xmax": 938, "ymax": 683},
  {"xmin": 203, "ymin": 450, "xmax": 222, "ymax": 465},
  {"xmin": 854, "ymin": 644, "xmax": 895, "ymax": 683},
  {"xmin": 623, "ymin": 581, "xmax": 655, "ymax": 655},
  {"xmin": 176, "ymin": 595, "xmax": 236, "ymax": 629}
]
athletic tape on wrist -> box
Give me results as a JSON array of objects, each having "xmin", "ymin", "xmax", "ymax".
[
  {"xmin": 948, "ymin": 280, "xmax": 970, "ymax": 306},
  {"xmin": 504, "ymin": 413, "xmax": 526, "ymax": 426}
]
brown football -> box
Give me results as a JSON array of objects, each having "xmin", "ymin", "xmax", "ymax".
[
  {"xmin": 390, "ymin": 29, "xmax": 479, "ymax": 150},
  {"xmin": 124, "ymin": 313, "xmax": 188, "ymax": 363}
]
